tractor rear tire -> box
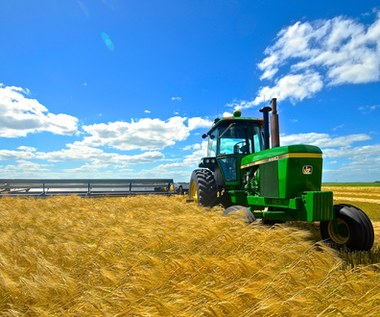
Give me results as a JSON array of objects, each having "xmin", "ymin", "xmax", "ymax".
[
  {"xmin": 224, "ymin": 205, "xmax": 255, "ymax": 224},
  {"xmin": 320, "ymin": 204, "xmax": 374, "ymax": 251},
  {"xmin": 189, "ymin": 169, "xmax": 219, "ymax": 207}
]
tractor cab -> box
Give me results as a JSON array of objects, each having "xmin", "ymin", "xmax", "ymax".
[
  {"xmin": 197, "ymin": 110, "xmax": 265, "ymax": 194},
  {"xmin": 205, "ymin": 112, "xmax": 265, "ymax": 157}
]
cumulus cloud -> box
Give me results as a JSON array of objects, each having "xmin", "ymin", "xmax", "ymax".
[
  {"xmin": 280, "ymin": 132, "xmax": 370, "ymax": 148},
  {"xmin": 252, "ymin": 72, "xmax": 323, "ymax": 106},
  {"xmin": 35, "ymin": 142, "xmax": 164, "ymax": 164},
  {"xmin": 136, "ymin": 141, "xmax": 208, "ymax": 180},
  {"xmin": 187, "ymin": 117, "xmax": 213, "ymax": 131},
  {"xmin": 0, "ymin": 160, "xmax": 51, "ymax": 178},
  {"xmin": 0, "ymin": 110, "xmax": 214, "ymax": 178},
  {"xmin": 0, "ymin": 147, "xmax": 36, "ymax": 161},
  {"xmin": 0, "ymin": 138, "xmax": 205, "ymax": 180},
  {"xmin": 232, "ymin": 10, "xmax": 380, "ymax": 108},
  {"xmin": 0, "ymin": 84, "xmax": 79, "ymax": 137},
  {"xmin": 0, "ymin": 142, "xmax": 165, "ymax": 178},
  {"xmin": 260, "ymin": 13, "xmax": 380, "ymax": 84},
  {"xmin": 81, "ymin": 117, "xmax": 190, "ymax": 151},
  {"xmin": 80, "ymin": 116, "xmax": 212, "ymax": 151},
  {"xmin": 324, "ymin": 143, "xmax": 380, "ymax": 182},
  {"xmin": 183, "ymin": 143, "xmax": 201, "ymax": 151}
]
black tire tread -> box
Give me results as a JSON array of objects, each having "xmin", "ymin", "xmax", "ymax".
[
  {"xmin": 320, "ymin": 204, "xmax": 374, "ymax": 251},
  {"xmin": 339, "ymin": 204, "xmax": 374, "ymax": 251},
  {"xmin": 191, "ymin": 169, "xmax": 219, "ymax": 207}
]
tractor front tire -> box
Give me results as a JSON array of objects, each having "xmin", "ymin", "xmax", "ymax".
[
  {"xmin": 320, "ymin": 204, "xmax": 374, "ymax": 251},
  {"xmin": 224, "ymin": 205, "xmax": 255, "ymax": 224},
  {"xmin": 188, "ymin": 169, "xmax": 219, "ymax": 207}
]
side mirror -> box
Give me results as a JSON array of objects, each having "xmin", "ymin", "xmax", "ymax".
[{"xmin": 202, "ymin": 134, "xmax": 207, "ymax": 139}]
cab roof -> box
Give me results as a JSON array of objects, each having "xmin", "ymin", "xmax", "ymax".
[{"xmin": 206, "ymin": 113, "xmax": 263, "ymax": 136}]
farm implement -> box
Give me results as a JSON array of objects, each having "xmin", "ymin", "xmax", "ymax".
[
  {"xmin": 188, "ymin": 98, "xmax": 374, "ymax": 251},
  {"xmin": 0, "ymin": 179, "xmax": 178, "ymax": 197}
]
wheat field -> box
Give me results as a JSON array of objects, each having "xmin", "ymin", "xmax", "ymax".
[{"xmin": 0, "ymin": 189, "xmax": 379, "ymax": 316}]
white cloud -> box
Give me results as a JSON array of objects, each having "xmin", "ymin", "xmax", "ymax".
[
  {"xmin": 323, "ymin": 143, "xmax": 380, "ymax": 159},
  {"xmin": 252, "ymin": 72, "xmax": 323, "ymax": 106},
  {"xmin": 0, "ymin": 148, "xmax": 36, "ymax": 161},
  {"xmin": 0, "ymin": 109, "xmax": 213, "ymax": 179},
  {"xmin": 182, "ymin": 140, "xmax": 208, "ymax": 164},
  {"xmin": 17, "ymin": 146, "xmax": 37, "ymax": 152},
  {"xmin": 323, "ymin": 144, "xmax": 380, "ymax": 182},
  {"xmin": 280, "ymin": 132, "xmax": 370, "ymax": 148},
  {"xmin": 36, "ymin": 142, "xmax": 104, "ymax": 162},
  {"xmin": 222, "ymin": 111, "xmax": 233, "ymax": 117},
  {"xmin": 260, "ymin": 13, "xmax": 380, "ymax": 85},
  {"xmin": 36, "ymin": 142, "xmax": 164, "ymax": 165},
  {"xmin": 0, "ymin": 141, "xmax": 164, "ymax": 169},
  {"xmin": 111, "ymin": 151, "xmax": 165, "ymax": 164},
  {"xmin": 231, "ymin": 10, "xmax": 380, "ymax": 108},
  {"xmin": 171, "ymin": 96, "xmax": 182, "ymax": 102},
  {"xmin": 0, "ymin": 84, "xmax": 79, "ymax": 137},
  {"xmin": 183, "ymin": 143, "xmax": 201, "ymax": 151},
  {"xmin": 187, "ymin": 117, "xmax": 213, "ymax": 131},
  {"xmin": 136, "ymin": 141, "xmax": 208, "ymax": 181},
  {"xmin": 81, "ymin": 117, "xmax": 190, "ymax": 151},
  {"xmin": 80, "ymin": 116, "xmax": 212, "ymax": 151},
  {"xmin": 0, "ymin": 160, "xmax": 51, "ymax": 178}
]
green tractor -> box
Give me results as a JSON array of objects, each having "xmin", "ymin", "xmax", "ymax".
[{"xmin": 188, "ymin": 98, "xmax": 374, "ymax": 251}]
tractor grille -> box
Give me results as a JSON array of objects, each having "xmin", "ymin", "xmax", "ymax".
[{"xmin": 260, "ymin": 161, "xmax": 279, "ymax": 197}]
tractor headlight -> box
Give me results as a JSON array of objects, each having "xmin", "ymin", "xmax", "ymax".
[{"xmin": 202, "ymin": 158, "xmax": 216, "ymax": 165}]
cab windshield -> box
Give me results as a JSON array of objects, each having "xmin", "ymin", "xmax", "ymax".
[{"xmin": 207, "ymin": 121, "xmax": 264, "ymax": 157}]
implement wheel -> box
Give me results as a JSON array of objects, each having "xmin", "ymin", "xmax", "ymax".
[
  {"xmin": 224, "ymin": 205, "xmax": 255, "ymax": 224},
  {"xmin": 320, "ymin": 204, "xmax": 374, "ymax": 251},
  {"xmin": 188, "ymin": 169, "xmax": 219, "ymax": 207}
]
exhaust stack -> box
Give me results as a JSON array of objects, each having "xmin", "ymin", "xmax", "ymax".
[
  {"xmin": 270, "ymin": 98, "xmax": 280, "ymax": 148},
  {"xmin": 259, "ymin": 106, "xmax": 272, "ymax": 150}
]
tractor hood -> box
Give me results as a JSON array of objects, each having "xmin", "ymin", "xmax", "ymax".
[
  {"xmin": 241, "ymin": 144, "xmax": 323, "ymax": 199},
  {"xmin": 241, "ymin": 144, "xmax": 322, "ymax": 169}
]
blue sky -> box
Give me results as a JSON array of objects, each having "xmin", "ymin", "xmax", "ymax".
[{"xmin": 0, "ymin": 0, "xmax": 379, "ymax": 182}]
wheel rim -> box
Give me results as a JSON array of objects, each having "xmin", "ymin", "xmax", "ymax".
[
  {"xmin": 190, "ymin": 181, "xmax": 198, "ymax": 204},
  {"xmin": 327, "ymin": 218, "xmax": 350, "ymax": 245}
]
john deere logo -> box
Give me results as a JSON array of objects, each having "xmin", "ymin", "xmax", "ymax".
[{"xmin": 302, "ymin": 165, "xmax": 313, "ymax": 175}]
